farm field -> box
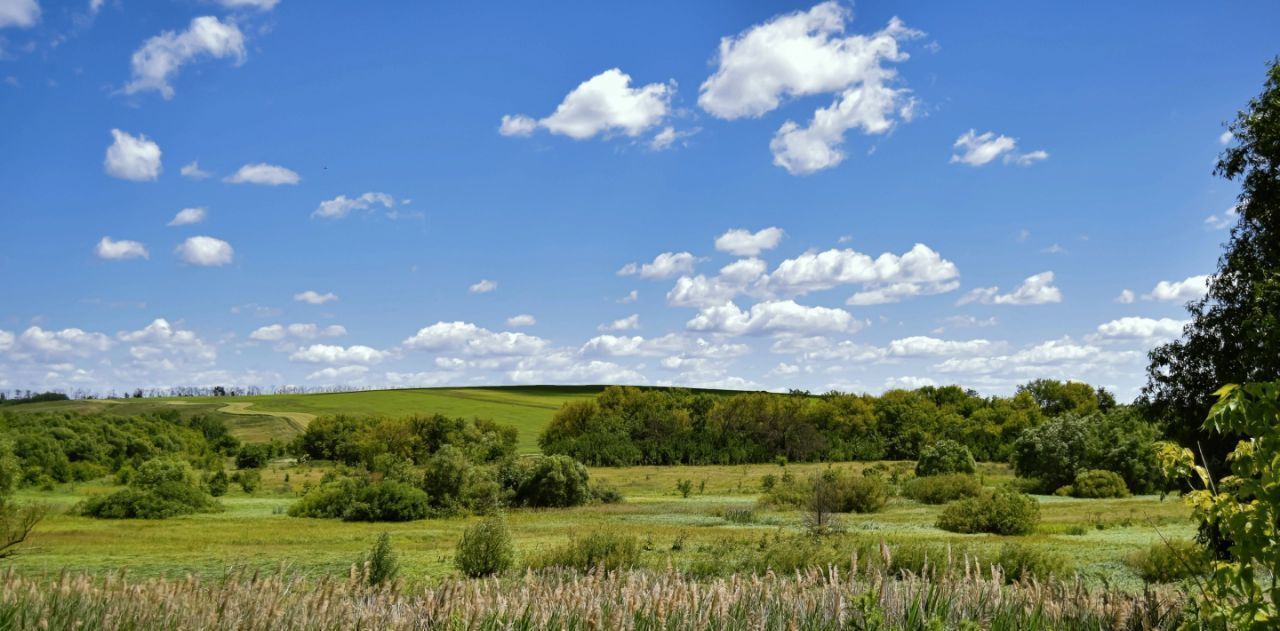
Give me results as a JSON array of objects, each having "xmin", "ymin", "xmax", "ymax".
[{"xmin": 6, "ymin": 460, "xmax": 1193, "ymax": 591}]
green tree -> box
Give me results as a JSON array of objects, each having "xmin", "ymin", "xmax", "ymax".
[
  {"xmin": 1144, "ymin": 60, "xmax": 1280, "ymax": 469},
  {"xmin": 454, "ymin": 515, "xmax": 514, "ymax": 578},
  {"xmin": 358, "ymin": 532, "xmax": 399, "ymax": 587}
]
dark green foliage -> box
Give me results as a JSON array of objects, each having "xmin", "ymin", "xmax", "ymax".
[
  {"xmin": 234, "ymin": 444, "xmax": 271, "ymax": 469},
  {"xmin": 505, "ymin": 455, "xmax": 591, "ymax": 508},
  {"xmin": 996, "ymin": 543, "xmax": 1071, "ymax": 582},
  {"xmin": 936, "ymin": 487, "xmax": 1040, "ymax": 535},
  {"xmin": 1069, "ymin": 469, "xmax": 1129, "ymax": 498},
  {"xmin": 529, "ymin": 531, "xmax": 639, "ymax": 572},
  {"xmin": 590, "ymin": 483, "xmax": 623, "ymax": 504},
  {"xmin": 232, "ymin": 469, "xmax": 261, "ymax": 494},
  {"xmin": 902, "ymin": 474, "xmax": 983, "ymax": 504},
  {"xmin": 676, "ymin": 479, "xmax": 693, "ymax": 498},
  {"xmin": 206, "ymin": 470, "xmax": 230, "ymax": 497},
  {"xmin": 293, "ymin": 414, "xmax": 516, "ymax": 468},
  {"xmin": 841, "ymin": 472, "xmax": 889, "ymax": 514},
  {"xmin": 0, "ymin": 440, "xmax": 45, "ymax": 558},
  {"xmin": 288, "ymin": 474, "xmax": 429, "ymax": 522},
  {"xmin": 80, "ymin": 459, "xmax": 221, "ymax": 519},
  {"xmin": 1010, "ymin": 409, "xmax": 1161, "ymax": 493},
  {"xmin": 359, "ymin": 533, "xmax": 399, "ymax": 586},
  {"xmin": 914, "ymin": 440, "xmax": 976, "ymax": 476},
  {"xmin": 1126, "ymin": 540, "xmax": 1210, "ymax": 583},
  {"xmin": 0, "ymin": 392, "xmax": 70, "ymax": 405},
  {"xmin": 539, "ymin": 384, "xmax": 1056, "ymax": 466},
  {"xmin": 454, "ymin": 515, "xmax": 514, "ymax": 578}
]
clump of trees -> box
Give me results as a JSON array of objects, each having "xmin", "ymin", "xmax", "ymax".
[
  {"xmin": 1009, "ymin": 409, "xmax": 1160, "ymax": 494},
  {"xmin": 541, "ymin": 382, "xmax": 1113, "ymax": 467},
  {"xmin": 79, "ymin": 459, "xmax": 221, "ymax": 519},
  {"xmin": 914, "ymin": 440, "xmax": 976, "ymax": 476},
  {"xmin": 935, "ymin": 487, "xmax": 1040, "ymax": 536}
]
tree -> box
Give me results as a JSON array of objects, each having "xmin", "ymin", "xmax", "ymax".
[
  {"xmin": 0, "ymin": 440, "xmax": 43, "ymax": 558},
  {"xmin": 454, "ymin": 515, "xmax": 514, "ymax": 578},
  {"xmin": 358, "ymin": 532, "xmax": 399, "ymax": 587},
  {"xmin": 1144, "ymin": 60, "xmax": 1280, "ymax": 469}
]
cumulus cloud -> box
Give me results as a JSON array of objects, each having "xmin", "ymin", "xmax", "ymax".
[
  {"xmin": 959, "ymin": 271, "xmax": 1061, "ymax": 306},
  {"xmin": 14, "ymin": 326, "xmax": 112, "ymax": 359},
  {"xmin": 950, "ymin": 129, "xmax": 1047, "ymax": 167},
  {"xmin": 180, "ymin": 161, "xmax": 211, "ymax": 179},
  {"xmin": 306, "ymin": 366, "xmax": 369, "ymax": 383},
  {"xmin": 0, "ymin": 0, "xmax": 40, "ymax": 28},
  {"xmin": 579, "ymin": 333, "xmax": 687, "ymax": 358},
  {"xmin": 294, "ymin": 290, "xmax": 337, "ymax": 305},
  {"xmin": 1204, "ymin": 205, "xmax": 1239, "ymax": 230},
  {"xmin": 1090, "ymin": 317, "xmax": 1185, "ymax": 344},
  {"xmin": 402, "ymin": 322, "xmax": 548, "ymax": 357},
  {"xmin": 648, "ymin": 126, "xmax": 698, "ymax": 151},
  {"xmin": 934, "ymin": 337, "xmax": 1139, "ymax": 378},
  {"xmin": 886, "ymin": 336, "xmax": 994, "ymax": 357},
  {"xmin": 698, "ymin": 3, "xmax": 920, "ymax": 174},
  {"xmin": 686, "ymin": 300, "xmax": 859, "ymax": 336},
  {"xmin": 469, "ymin": 279, "xmax": 498, "ymax": 294},
  {"xmin": 598, "ymin": 314, "xmax": 640, "ymax": 332},
  {"xmin": 312, "ymin": 192, "xmax": 395, "ymax": 219},
  {"xmin": 715, "ymin": 227, "xmax": 784, "ymax": 256},
  {"xmin": 124, "ymin": 16, "xmax": 246, "ymax": 99},
  {"xmin": 617, "ymin": 290, "xmax": 639, "ymax": 304},
  {"xmin": 1219, "ymin": 131, "xmax": 1233, "ymax": 145},
  {"xmin": 885, "ymin": 375, "xmax": 937, "ymax": 390},
  {"xmin": 1145, "ymin": 275, "xmax": 1209, "ymax": 302},
  {"xmin": 224, "ymin": 163, "xmax": 299, "ymax": 185},
  {"xmin": 290, "ymin": 344, "xmax": 386, "ymax": 365},
  {"xmin": 507, "ymin": 352, "xmax": 644, "ymax": 385},
  {"xmin": 95, "ymin": 236, "xmax": 148, "ymax": 260},
  {"xmin": 1115, "ymin": 289, "xmax": 1135, "ymax": 304},
  {"xmin": 249, "ymin": 323, "xmax": 347, "ymax": 342},
  {"xmin": 104, "ymin": 129, "xmax": 162, "ymax": 181},
  {"xmin": 117, "ymin": 318, "xmax": 216, "ymax": 368},
  {"xmin": 766, "ymin": 243, "xmax": 959, "ymax": 304},
  {"xmin": 168, "ymin": 207, "xmax": 206, "ymax": 226},
  {"xmin": 217, "ymin": 0, "xmax": 279, "ymax": 10},
  {"xmin": 667, "ymin": 259, "xmax": 767, "ymax": 308},
  {"xmin": 502, "ymin": 68, "xmax": 672, "ymax": 141},
  {"xmin": 506, "ymin": 314, "xmax": 536, "ymax": 327},
  {"xmin": 175, "ymin": 236, "xmax": 233, "ymax": 266},
  {"xmin": 618, "ymin": 251, "xmax": 697, "ymax": 279}
]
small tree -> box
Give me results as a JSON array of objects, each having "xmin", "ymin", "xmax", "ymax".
[
  {"xmin": 676, "ymin": 479, "xmax": 693, "ymax": 498},
  {"xmin": 803, "ymin": 473, "xmax": 843, "ymax": 536},
  {"xmin": 359, "ymin": 532, "xmax": 399, "ymax": 587},
  {"xmin": 915, "ymin": 439, "xmax": 976, "ymax": 477},
  {"xmin": 454, "ymin": 515, "xmax": 515, "ymax": 578},
  {"xmin": 207, "ymin": 470, "xmax": 230, "ymax": 497},
  {"xmin": 0, "ymin": 441, "xmax": 43, "ymax": 558}
]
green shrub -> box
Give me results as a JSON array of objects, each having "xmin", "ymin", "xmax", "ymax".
[
  {"xmin": 590, "ymin": 483, "xmax": 623, "ymax": 504},
  {"xmin": 506, "ymin": 455, "xmax": 591, "ymax": 508},
  {"xmin": 233, "ymin": 469, "xmax": 261, "ymax": 494},
  {"xmin": 1126, "ymin": 540, "xmax": 1210, "ymax": 583},
  {"xmin": 1011, "ymin": 410, "xmax": 1161, "ymax": 493},
  {"xmin": 840, "ymin": 473, "xmax": 889, "ymax": 514},
  {"xmin": 454, "ymin": 515, "xmax": 514, "ymax": 578},
  {"xmin": 719, "ymin": 506, "xmax": 757, "ymax": 524},
  {"xmin": 1069, "ymin": 469, "xmax": 1130, "ymax": 498},
  {"xmin": 936, "ymin": 487, "xmax": 1040, "ymax": 535},
  {"xmin": 996, "ymin": 543, "xmax": 1071, "ymax": 582},
  {"xmin": 915, "ymin": 440, "xmax": 977, "ymax": 477},
  {"xmin": 288, "ymin": 477, "xmax": 429, "ymax": 522},
  {"xmin": 530, "ymin": 532, "xmax": 639, "ymax": 572},
  {"xmin": 358, "ymin": 532, "xmax": 399, "ymax": 586},
  {"xmin": 235, "ymin": 444, "xmax": 272, "ymax": 469},
  {"xmin": 79, "ymin": 459, "xmax": 221, "ymax": 519},
  {"xmin": 676, "ymin": 479, "xmax": 693, "ymax": 498},
  {"xmin": 207, "ymin": 470, "xmax": 230, "ymax": 497},
  {"xmin": 902, "ymin": 474, "xmax": 982, "ymax": 504}
]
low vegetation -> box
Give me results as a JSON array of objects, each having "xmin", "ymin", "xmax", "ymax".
[
  {"xmin": 901, "ymin": 473, "xmax": 982, "ymax": 504},
  {"xmin": 79, "ymin": 459, "xmax": 221, "ymax": 519},
  {"xmin": 935, "ymin": 487, "xmax": 1040, "ymax": 535}
]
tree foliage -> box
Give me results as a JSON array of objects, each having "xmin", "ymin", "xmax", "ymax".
[
  {"xmin": 79, "ymin": 458, "xmax": 221, "ymax": 519},
  {"xmin": 1010, "ymin": 409, "xmax": 1161, "ymax": 493},
  {"xmin": 914, "ymin": 439, "xmax": 976, "ymax": 477}
]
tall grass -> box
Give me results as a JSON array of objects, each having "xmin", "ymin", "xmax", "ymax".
[{"xmin": 0, "ymin": 561, "xmax": 1184, "ymax": 630}]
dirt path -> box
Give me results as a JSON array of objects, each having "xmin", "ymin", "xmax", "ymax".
[{"xmin": 215, "ymin": 402, "xmax": 316, "ymax": 434}]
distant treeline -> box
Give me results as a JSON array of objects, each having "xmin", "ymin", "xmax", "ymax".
[{"xmin": 539, "ymin": 380, "xmax": 1121, "ymax": 466}]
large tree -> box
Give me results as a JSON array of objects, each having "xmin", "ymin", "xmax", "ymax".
[{"xmin": 1143, "ymin": 59, "xmax": 1280, "ymax": 467}]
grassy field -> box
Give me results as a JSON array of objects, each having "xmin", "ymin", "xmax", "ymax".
[{"xmin": 6, "ymin": 460, "xmax": 1193, "ymax": 591}]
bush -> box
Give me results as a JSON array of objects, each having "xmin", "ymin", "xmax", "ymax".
[
  {"xmin": 207, "ymin": 470, "xmax": 230, "ymax": 497},
  {"xmin": 454, "ymin": 515, "xmax": 515, "ymax": 578},
  {"xmin": 915, "ymin": 440, "xmax": 976, "ymax": 477},
  {"xmin": 902, "ymin": 474, "xmax": 982, "ymax": 504},
  {"xmin": 358, "ymin": 533, "xmax": 398, "ymax": 586},
  {"xmin": 506, "ymin": 455, "xmax": 591, "ymax": 508},
  {"xmin": 289, "ymin": 477, "xmax": 430, "ymax": 522},
  {"xmin": 996, "ymin": 543, "xmax": 1071, "ymax": 582},
  {"xmin": 235, "ymin": 444, "xmax": 272, "ymax": 469},
  {"xmin": 1069, "ymin": 469, "xmax": 1130, "ymax": 498},
  {"xmin": 936, "ymin": 487, "xmax": 1040, "ymax": 535},
  {"xmin": 79, "ymin": 459, "xmax": 221, "ymax": 519},
  {"xmin": 840, "ymin": 473, "xmax": 889, "ymax": 514},
  {"xmin": 1011, "ymin": 410, "xmax": 1161, "ymax": 493},
  {"xmin": 233, "ymin": 469, "xmax": 261, "ymax": 494},
  {"xmin": 530, "ymin": 532, "xmax": 639, "ymax": 572},
  {"xmin": 590, "ymin": 483, "xmax": 623, "ymax": 504},
  {"xmin": 1126, "ymin": 540, "xmax": 1210, "ymax": 583}
]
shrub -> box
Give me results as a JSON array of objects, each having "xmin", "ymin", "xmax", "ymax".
[
  {"xmin": 233, "ymin": 469, "xmax": 261, "ymax": 494},
  {"xmin": 840, "ymin": 473, "xmax": 889, "ymax": 514},
  {"xmin": 996, "ymin": 543, "xmax": 1071, "ymax": 582},
  {"xmin": 455, "ymin": 515, "xmax": 515, "ymax": 578},
  {"xmin": 1069, "ymin": 469, "xmax": 1130, "ymax": 498},
  {"xmin": 530, "ymin": 532, "xmax": 639, "ymax": 572},
  {"xmin": 590, "ymin": 483, "xmax": 623, "ymax": 504},
  {"xmin": 676, "ymin": 479, "xmax": 693, "ymax": 498},
  {"xmin": 1126, "ymin": 540, "xmax": 1210, "ymax": 583},
  {"xmin": 915, "ymin": 440, "xmax": 976, "ymax": 477},
  {"xmin": 936, "ymin": 487, "xmax": 1040, "ymax": 535},
  {"xmin": 235, "ymin": 444, "xmax": 272, "ymax": 469},
  {"xmin": 506, "ymin": 455, "xmax": 591, "ymax": 508},
  {"xmin": 207, "ymin": 470, "xmax": 230, "ymax": 497},
  {"xmin": 80, "ymin": 459, "xmax": 220, "ymax": 519},
  {"xmin": 289, "ymin": 477, "xmax": 429, "ymax": 522},
  {"xmin": 902, "ymin": 474, "xmax": 982, "ymax": 504},
  {"xmin": 358, "ymin": 533, "xmax": 399, "ymax": 586},
  {"xmin": 1011, "ymin": 410, "xmax": 1161, "ymax": 493}
]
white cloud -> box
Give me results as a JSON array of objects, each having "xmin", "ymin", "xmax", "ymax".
[
  {"xmin": 770, "ymin": 80, "xmax": 907, "ymax": 175},
  {"xmin": 224, "ymin": 163, "xmax": 299, "ymax": 185},
  {"xmin": 715, "ymin": 227, "xmax": 784, "ymax": 256},
  {"xmin": 175, "ymin": 236, "xmax": 233, "ymax": 266},
  {"xmin": 648, "ymin": 126, "xmax": 698, "ymax": 151},
  {"xmin": 506, "ymin": 314, "xmax": 536, "ymax": 327},
  {"xmin": 294, "ymin": 290, "xmax": 337, "ymax": 305},
  {"xmin": 250, "ymin": 323, "xmax": 347, "ymax": 342},
  {"xmin": 290, "ymin": 344, "xmax": 386, "ymax": 365},
  {"xmin": 180, "ymin": 160, "xmax": 211, "ymax": 179},
  {"xmin": 766, "ymin": 243, "xmax": 959, "ymax": 303},
  {"xmin": 598, "ymin": 314, "xmax": 640, "ymax": 332},
  {"xmin": 15, "ymin": 326, "xmax": 111, "ymax": 358},
  {"xmin": 503, "ymin": 68, "xmax": 672, "ymax": 140},
  {"xmin": 0, "ymin": 329, "xmax": 11, "ymax": 351},
  {"xmin": 306, "ymin": 366, "xmax": 369, "ymax": 383},
  {"xmin": 469, "ymin": 279, "xmax": 498, "ymax": 294},
  {"xmin": 885, "ymin": 375, "xmax": 936, "ymax": 390},
  {"xmin": 686, "ymin": 299, "xmax": 859, "ymax": 336},
  {"xmin": 117, "ymin": 319, "xmax": 216, "ymax": 368},
  {"xmin": 1204, "ymin": 205, "xmax": 1239, "ymax": 230},
  {"xmin": 402, "ymin": 321, "xmax": 548, "ymax": 357},
  {"xmin": 1115, "ymin": 289, "xmax": 1135, "ymax": 304},
  {"xmin": 95, "ymin": 236, "xmax": 148, "ymax": 260},
  {"xmin": 1145, "ymin": 275, "xmax": 1210, "ymax": 302},
  {"xmin": 104, "ymin": 129, "xmax": 162, "ymax": 181},
  {"xmin": 312, "ymin": 192, "xmax": 394, "ymax": 219},
  {"xmin": 618, "ymin": 251, "xmax": 697, "ymax": 279},
  {"xmin": 168, "ymin": 207, "xmax": 206, "ymax": 226},
  {"xmin": 617, "ymin": 290, "xmax": 639, "ymax": 304},
  {"xmin": 1091, "ymin": 317, "xmax": 1185, "ymax": 343},
  {"xmin": 124, "ymin": 16, "xmax": 246, "ymax": 99},
  {"xmin": 1219, "ymin": 131, "xmax": 1233, "ymax": 145},
  {"xmin": 667, "ymin": 258, "xmax": 768, "ymax": 308},
  {"xmin": 0, "ymin": 0, "xmax": 40, "ymax": 29},
  {"xmin": 217, "ymin": 0, "xmax": 279, "ymax": 10},
  {"xmin": 934, "ymin": 337, "xmax": 1139, "ymax": 379},
  {"xmin": 887, "ymin": 336, "xmax": 994, "ymax": 357},
  {"xmin": 507, "ymin": 352, "xmax": 644, "ymax": 385},
  {"xmin": 773, "ymin": 336, "xmax": 886, "ymax": 363},
  {"xmin": 579, "ymin": 334, "xmax": 687, "ymax": 358},
  {"xmin": 959, "ymin": 271, "xmax": 1061, "ymax": 305},
  {"xmin": 950, "ymin": 129, "xmax": 1047, "ymax": 167}
]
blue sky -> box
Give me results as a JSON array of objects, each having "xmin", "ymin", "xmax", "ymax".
[{"xmin": 0, "ymin": 0, "xmax": 1274, "ymax": 398}]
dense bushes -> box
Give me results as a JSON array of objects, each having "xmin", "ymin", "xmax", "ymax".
[
  {"xmin": 455, "ymin": 515, "xmax": 515, "ymax": 577},
  {"xmin": 504, "ymin": 455, "xmax": 591, "ymax": 508},
  {"xmin": 915, "ymin": 440, "xmax": 976, "ymax": 476},
  {"xmin": 760, "ymin": 468, "xmax": 888, "ymax": 514},
  {"xmin": 80, "ymin": 459, "xmax": 221, "ymax": 519},
  {"xmin": 294, "ymin": 414, "xmax": 517, "ymax": 469},
  {"xmin": 288, "ymin": 471, "xmax": 430, "ymax": 521},
  {"xmin": 902, "ymin": 474, "xmax": 982, "ymax": 504},
  {"xmin": 1126, "ymin": 540, "xmax": 1209, "ymax": 583},
  {"xmin": 936, "ymin": 487, "xmax": 1040, "ymax": 535},
  {"xmin": 1010, "ymin": 409, "xmax": 1160, "ymax": 494},
  {"xmin": 1065, "ymin": 469, "xmax": 1130, "ymax": 498},
  {"xmin": 529, "ymin": 532, "xmax": 639, "ymax": 572},
  {"xmin": 996, "ymin": 543, "xmax": 1071, "ymax": 581}
]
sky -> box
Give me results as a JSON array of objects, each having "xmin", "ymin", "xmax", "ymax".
[{"xmin": 0, "ymin": 0, "xmax": 1275, "ymax": 399}]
